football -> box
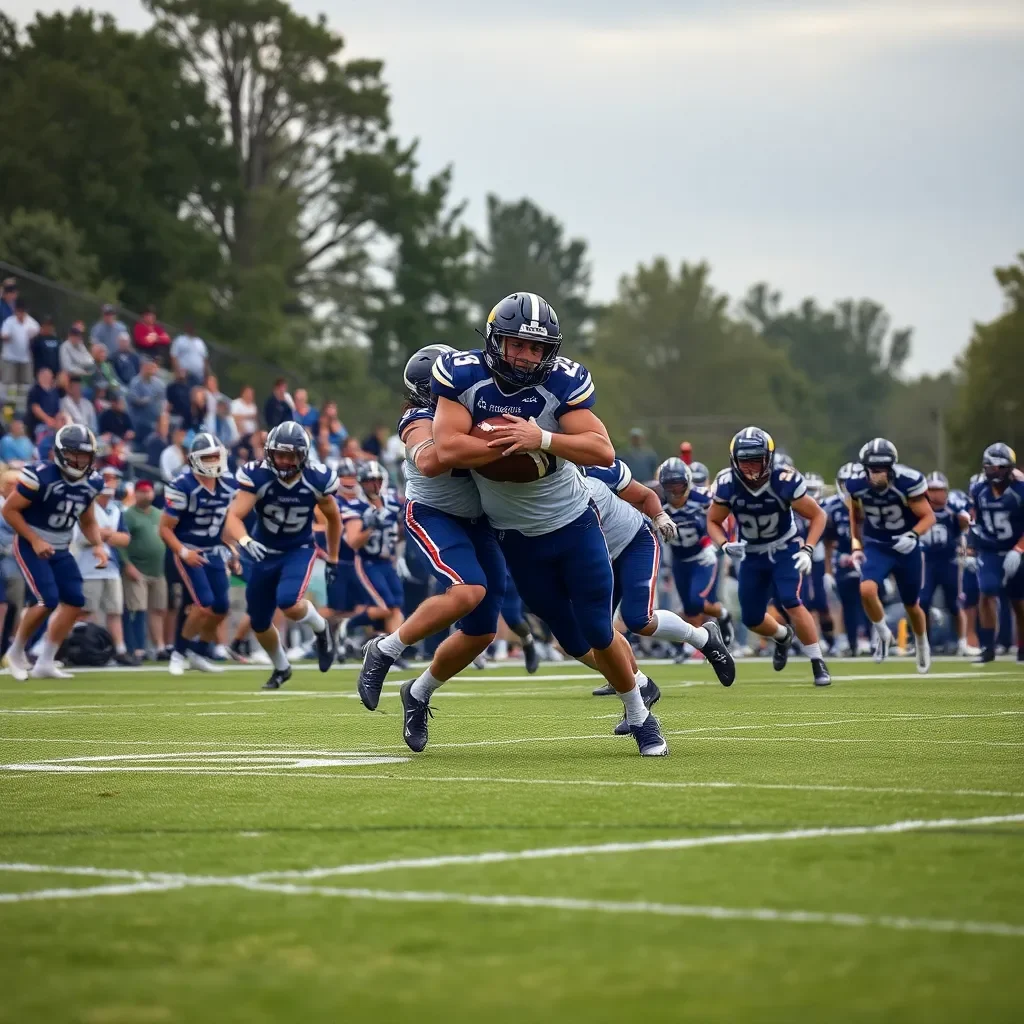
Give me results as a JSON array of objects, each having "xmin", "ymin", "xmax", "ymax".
[{"xmin": 470, "ymin": 417, "xmax": 557, "ymax": 483}]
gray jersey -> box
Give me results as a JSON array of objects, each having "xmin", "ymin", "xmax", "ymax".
[
  {"xmin": 399, "ymin": 407, "xmax": 483, "ymax": 519},
  {"xmin": 584, "ymin": 476, "xmax": 645, "ymax": 561}
]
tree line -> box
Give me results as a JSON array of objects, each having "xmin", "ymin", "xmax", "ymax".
[{"xmin": 0, "ymin": 2, "xmax": 1017, "ymax": 483}]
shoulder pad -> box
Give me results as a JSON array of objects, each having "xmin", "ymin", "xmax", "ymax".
[
  {"xmin": 85, "ymin": 471, "xmax": 104, "ymax": 494},
  {"xmin": 398, "ymin": 406, "xmax": 433, "ymax": 438},
  {"xmin": 896, "ymin": 465, "xmax": 927, "ymax": 497},
  {"xmin": 712, "ymin": 468, "xmax": 734, "ymax": 502},
  {"xmin": 235, "ymin": 460, "xmax": 265, "ymax": 490},
  {"xmin": 546, "ymin": 357, "xmax": 595, "ymax": 408},
  {"xmin": 431, "ymin": 349, "xmax": 488, "ymax": 400},
  {"xmin": 16, "ymin": 464, "xmax": 44, "ymax": 493}
]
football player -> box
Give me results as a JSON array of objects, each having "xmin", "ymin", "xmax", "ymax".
[
  {"xmin": 966, "ymin": 443, "xmax": 1024, "ymax": 663},
  {"xmin": 845, "ymin": 438, "xmax": 935, "ymax": 671},
  {"xmin": 656, "ymin": 457, "xmax": 735, "ymax": 648},
  {"xmin": 798, "ymin": 472, "xmax": 835, "ymax": 652},
  {"xmin": 2, "ymin": 424, "xmax": 107, "ymax": 679},
  {"xmin": 919, "ymin": 471, "xmax": 975, "ymax": 655},
  {"xmin": 689, "ymin": 461, "xmax": 710, "ymax": 492},
  {"xmin": 431, "ymin": 291, "xmax": 669, "ymax": 755},
  {"xmin": 823, "ymin": 462, "xmax": 869, "ymax": 655},
  {"xmin": 223, "ymin": 421, "xmax": 341, "ymax": 689},
  {"xmin": 159, "ymin": 433, "xmax": 235, "ymax": 675},
  {"xmin": 708, "ymin": 427, "xmax": 831, "ymax": 686},
  {"xmin": 497, "ymin": 571, "xmax": 540, "ymax": 673}
]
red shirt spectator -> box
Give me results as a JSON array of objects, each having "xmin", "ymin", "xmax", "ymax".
[{"xmin": 132, "ymin": 307, "xmax": 171, "ymax": 355}]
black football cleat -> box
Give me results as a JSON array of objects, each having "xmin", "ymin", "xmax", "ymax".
[
  {"xmin": 973, "ymin": 647, "xmax": 996, "ymax": 665},
  {"xmin": 812, "ymin": 658, "xmax": 831, "ymax": 686},
  {"xmin": 262, "ymin": 666, "xmax": 292, "ymax": 690},
  {"xmin": 702, "ymin": 620, "xmax": 736, "ymax": 686},
  {"xmin": 615, "ymin": 678, "xmax": 661, "ymax": 735},
  {"xmin": 773, "ymin": 625, "xmax": 795, "ymax": 672},
  {"xmin": 227, "ymin": 640, "xmax": 249, "ymax": 664},
  {"xmin": 630, "ymin": 712, "xmax": 669, "ymax": 756},
  {"xmin": 592, "ymin": 682, "xmax": 616, "ymax": 696},
  {"xmin": 314, "ymin": 626, "xmax": 334, "ymax": 673},
  {"xmin": 718, "ymin": 608, "xmax": 735, "ymax": 648},
  {"xmin": 523, "ymin": 638, "xmax": 540, "ymax": 674},
  {"xmin": 357, "ymin": 636, "xmax": 394, "ymax": 710},
  {"xmin": 400, "ymin": 680, "xmax": 434, "ymax": 753}
]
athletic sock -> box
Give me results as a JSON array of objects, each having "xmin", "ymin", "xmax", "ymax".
[
  {"xmin": 651, "ymin": 609, "xmax": 708, "ymax": 648},
  {"xmin": 261, "ymin": 628, "xmax": 290, "ymax": 671},
  {"xmin": 378, "ymin": 630, "xmax": 406, "ymax": 659},
  {"xmin": 773, "ymin": 623, "xmax": 790, "ymax": 641},
  {"xmin": 115, "ymin": 642, "xmax": 127, "ymax": 655},
  {"xmin": 298, "ymin": 602, "xmax": 326, "ymax": 633},
  {"xmin": 409, "ymin": 669, "xmax": 444, "ymax": 703},
  {"xmin": 37, "ymin": 637, "xmax": 60, "ymax": 666},
  {"xmin": 633, "ymin": 668, "xmax": 648, "ymax": 689},
  {"xmin": 803, "ymin": 642, "xmax": 823, "ymax": 660},
  {"xmin": 619, "ymin": 684, "xmax": 649, "ymax": 727}
]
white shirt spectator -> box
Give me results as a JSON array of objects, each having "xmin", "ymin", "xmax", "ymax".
[
  {"xmin": 230, "ymin": 395, "xmax": 258, "ymax": 436},
  {"xmin": 1, "ymin": 313, "xmax": 39, "ymax": 364},
  {"xmin": 171, "ymin": 332, "xmax": 208, "ymax": 380},
  {"xmin": 61, "ymin": 392, "xmax": 98, "ymax": 434},
  {"xmin": 160, "ymin": 443, "xmax": 186, "ymax": 482},
  {"xmin": 60, "ymin": 338, "xmax": 97, "ymax": 377},
  {"xmin": 72, "ymin": 500, "xmax": 123, "ymax": 580}
]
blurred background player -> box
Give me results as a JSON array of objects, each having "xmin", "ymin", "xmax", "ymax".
[
  {"xmin": 797, "ymin": 472, "xmax": 835, "ymax": 653},
  {"xmin": 823, "ymin": 462, "xmax": 870, "ymax": 656}
]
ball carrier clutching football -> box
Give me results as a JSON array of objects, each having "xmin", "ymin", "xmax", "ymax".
[{"xmin": 430, "ymin": 292, "xmax": 670, "ymax": 756}]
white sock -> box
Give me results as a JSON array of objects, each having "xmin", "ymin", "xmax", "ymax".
[
  {"xmin": 651, "ymin": 609, "xmax": 708, "ymax": 648},
  {"xmin": 298, "ymin": 602, "xmax": 326, "ymax": 633},
  {"xmin": 378, "ymin": 630, "xmax": 406, "ymax": 659},
  {"xmin": 9, "ymin": 634, "xmax": 25, "ymax": 658},
  {"xmin": 115, "ymin": 642, "xmax": 127, "ymax": 655},
  {"xmin": 915, "ymin": 632, "xmax": 929, "ymax": 648},
  {"xmin": 803, "ymin": 642, "xmax": 823, "ymax": 659},
  {"xmin": 260, "ymin": 628, "xmax": 290, "ymax": 671},
  {"xmin": 620, "ymin": 683, "xmax": 649, "ymax": 727},
  {"xmin": 872, "ymin": 618, "xmax": 892, "ymax": 637},
  {"xmin": 410, "ymin": 669, "xmax": 444, "ymax": 702},
  {"xmin": 773, "ymin": 623, "xmax": 790, "ymax": 641},
  {"xmin": 37, "ymin": 637, "xmax": 60, "ymax": 666}
]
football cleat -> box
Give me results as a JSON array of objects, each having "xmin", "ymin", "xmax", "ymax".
[
  {"xmin": 592, "ymin": 682, "xmax": 616, "ymax": 696},
  {"xmin": 957, "ymin": 640, "xmax": 981, "ymax": 658},
  {"xmin": 630, "ymin": 713, "xmax": 669, "ymax": 756},
  {"xmin": 615, "ymin": 678, "xmax": 661, "ymax": 735},
  {"xmin": 702, "ymin": 620, "xmax": 736, "ymax": 686},
  {"xmin": 523, "ymin": 638, "xmax": 540, "ymax": 674},
  {"xmin": 314, "ymin": 626, "xmax": 334, "ymax": 673},
  {"xmin": 227, "ymin": 640, "xmax": 249, "ymax": 663},
  {"xmin": 718, "ymin": 608, "xmax": 735, "ymax": 648},
  {"xmin": 3, "ymin": 650, "xmax": 29, "ymax": 681},
  {"xmin": 262, "ymin": 666, "xmax": 292, "ymax": 690},
  {"xmin": 916, "ymin": 637, "xmax": 932, "ymax": 675},
  {"xmin": 357, "ymin": 636, "xmax": 392, "ymax": 710},
  {"xmin": 186, "ymin": 650, "xmax": 224, "ymax": 674},
  {"xmin": 30, "ymin": 662, "xmax": 74, "ymax": 680},
  {"xmin": 812, "ymin": 658, "xmax": 831, "ymax": 686},
  {"xmin": 399, "ymin": 680, "xmax": 434, "ymax": 753},
  {"xmin": 873, "ymin": 625, "xmax": 892, "ymax": 664},
  {"xmin": 168, "ymin": 651, "xmax": 188, "ymax": 676},
  {"xmin": 772, "ymin": 625, "xmax": 795, "ymax": 672},
  {"xmin": 973, "ymin": 647, "xmax": 996, "ymax": 665},
  {"xmin": 472, "ymin": 653, "xmax": 488, "ymax": 670}
]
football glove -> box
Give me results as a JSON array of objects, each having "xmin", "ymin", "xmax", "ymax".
[
  {"xmin": 723, "ymin": 540, "xmax": 747, "ymax": 563},
  {"xmin": 239, "ymin": 535, "xmax": 268, "ymax": 562},
  {"xmin": 1003, "ymin": 549, "xmax": 1022, "ymax": 583},
  {"xmin": 893, "ymin": 532, "xmax": 919, "ymax": 555},
  {"xmin": 652, "ymin": 511, "xmax": 678, "ymax": 544},
  {"xmin": 396, "ymin": 556, "xmax": 412, "ymax": 581},
  {"xmin": 697, "ymin": 544, "xmax": 719, "ymax": 567},
  {"xmin": 324, "ymin": 561, "xmax": 339, "ymax": 589},
  {"xmin": 793, "ymin": 544, "xmax": 813, "ymax": 575}
]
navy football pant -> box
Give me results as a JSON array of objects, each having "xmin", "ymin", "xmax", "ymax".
[
  {"xmin": 612, "ymin": 525, "xmax": 660, "ymax": 634},
  {"xmin": 246, "ymin": 547, "xmax": 319, "ymax": 633},
  {"xmin": 836, "ymin": 573, "xmax": 867, "ymax": 645},
  {"xmin": 14, "ymin": 539, "xmax": 84, "ymax": 609}
]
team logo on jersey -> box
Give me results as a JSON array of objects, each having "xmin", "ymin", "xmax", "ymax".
[{"xmin": 521, "ymin": 396, "xmax": 539, "ymax": 404}]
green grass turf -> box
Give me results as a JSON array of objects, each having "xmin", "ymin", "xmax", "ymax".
[{"xmin": 1, "ymin": 657, "xmax": 1022, "ymax": 1023}]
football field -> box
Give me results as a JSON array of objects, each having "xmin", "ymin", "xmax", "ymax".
[{"xmin": 1, "ymin": 657, "xmax": 1022, "ymax": 1023}]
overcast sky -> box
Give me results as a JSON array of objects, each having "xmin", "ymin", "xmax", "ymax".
[{"xmin": 11, "ymin": 0, "xmax": 1023, "ymax": 375}]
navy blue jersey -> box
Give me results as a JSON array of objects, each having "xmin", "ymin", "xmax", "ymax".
[
  {"xmin": 15, "ymin": 462, "xmax": 103, "ymax": 551},
  {"xmin": 822, "ymin": 494, "xmax": 856, "ymax": 574},
  {"xmin": 164, "ymin": 470, "xmax": 236, "ymax": 551},
  {"xmin": 846, "ymin": 464, "xmax": 928, "ymax": 546},
  {"xmin": 663, "ymin": 490, "xmax": 713, "ymax": 561},
  {"xmin": 712, "ymin": 465, "xmax": 806, "ymax": 550},
  {"xmin": 341, "ymin": 496, "xmax": 402, "ymax": 562},
  {"xmin": 968, "ymin": 475, "xmax": 1024, "ymax": 553},
  {"xmin": 920, "ymin": 495, "xmax": 968, "ymax": 562},
  {"xmin": 585, "ymin": 458, "xmax": 632, "ymax": 494},
  {"xmin": 235, "ymin": 460, "xmax": 338, "ymax": 552}
]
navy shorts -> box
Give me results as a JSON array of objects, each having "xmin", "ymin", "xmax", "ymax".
[
  {"xmin": 14, "ymin": 538, "xmax": 84, "ymax": 609},
  {"xmin": 404, "ymin": 500, "xmax": 507, "ymax": 636},
  {"xmin": 671, "ymin": 557, "xmax": 719, "ymax": 616},
  {"xmin": 326, "ymin": 560, "xmax": 369, "ymax": 614},
  {"xmin": 246, "ymin": 546, "xmax": 319, "ymax": 632},
  {"xmin": 803, "ymin": 560, "xmax": 829, "ymax": 613},
  {"xmin": 172, "ymin": 549, "xmax": 230, "ymax": 615},
  {"xmin": 354, "ymin": 556, "xmax": 404, "ymax": 611},
  {"xmin": 863, "ymin": 539, "xmax": 924, "ymax": 607},
  {"xmin": 498, "ymin": 506, "xmax": 614, "ymax": 658},
  {"xmin": 612, "ymin": 525, "xmax": 660, "ymax": 632},
  {"xmin": 921, "ymin": 557, "xmax": 961, "ymax": 614},
  {"xmin": 836, "ymin": 572, "xmax": 867, "ymax": 642},
  {"xmin": 737, "ymin": 539, "xmax": 804, "ymax": 627},
  {"xmin": 977, "ymin": 550, "xmax": 1024, "ymax": 602},
  {"xmin": 961, "ymin": 567, "xmax": 979, "ymax": 609}
]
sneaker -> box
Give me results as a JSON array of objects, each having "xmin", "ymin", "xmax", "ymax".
[
  {"xmin": 812, "ymin": 658, "xmax": 831, "ymax": 686},
  {"xmin": 873, "ymin": 625, "xmax": 892, "ymax": 664},
  {"xmin": 718, "ymin": 608, "xmax": 735, "ymax": 648},
  {"xmin": 3, "ymin": 650, "xmax": 30, "ymax": 681},
  {"xmin": 168, "ymin": 651, "xmax": 188, "ymax": 676},
  {"xmin": 262, "ymin": 666, "xmax": 292, "ymax": 690},
  {"xmin": 702, "ymin": 620, "xmax": 736, "ymax": 686},
  {"xmin": 772, "ymin": 625, "xmax": 795, "ymax": 672},
  {"xmin": 29, "ymin": 662, "xmax": 74, "ymax": 680},
  {"xmin": 614, "ymin": 678, "xmax": 662, "ymax": 735},
  {"xmin": 399, "ymin": 680, "xmax": 434, "ymax": 753},
  {"xmin": 592, "ymin": 683, "xmax": 616, "ymax": 696},
  {"xmin": 357, "ymin": 636, "xmax": 394, "ymax": 711},
  {"xmin": 629, "ymin": 713, "xmax": 669, "ymax": 756},
  {"xmin": 916, "ymin": 637, "xmax": 932, "ymax": 675},
  {"xmin": 313, "ymin": 625, "xmax": 334, "ymax": 673},
  {"xmin": 523, "ymin": 638, "xmax": 540, "ymax": 674},
  {"xmin": 186, "ymin": 650, "xmax": 224, "ymax": 674}
]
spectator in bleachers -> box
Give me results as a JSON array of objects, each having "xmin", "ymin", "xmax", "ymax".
[
  {"xmin": 61, "ymin": 375, "xmax": 99, "ymax": 434},
  {"xmin": 214, "ymin": 394, "xmax": 239, "ymax": 447},
  {"xmin": 621, "ymin": 427, "xmax": 659, "ymax": 483},
  {"xmin": 321, "ymin": 401, "xmax": 348, "ymax": 447},
  {"xmin": 341, "ymin": 435, "xmax": 363, "ymax": 462},
  {"xmin": 30, "ymin": 313, "xmax": 61, "ymax": 379},
  {"xmin": 263, "ymin": 377, "xmax": 293, "ymax": 428},
  {"xmin": 293, "ymin": 388, "xmax": 319, "ymax": 434},
  {"xmin": 201, "ymin": 373, "xmax": 222, "ymax": 433},
  {"xmin": 170, "ymin": 323, "xmax": 208, "ymax": 385},
  {"xmin": 98, "ymin": 391, "xmax": 135, "ymax": 443},
  {"xmin": 361, "ymin": 423, "xmax": 388, "ymax": 458},
  {"xmin": 112, "ymin": 330, "xmax": 140, "ymax": 387},
  {"xmin": 121, "ymin": 478, "xmax": 166, "ymax": 662},
  {"xmin": 160, "ymin": 424, "xmax": 189, "ymax": 481},
  {"xmin": 128, "ymin": 357, "xmax": 167, "ymax": 441},
  {"xmin": 90, "ymin": 304, "xmax": 129, "ymax": 352},
  {"xmin": 0, "ymin": 416, "xmax": 33, "ymax": 464},
  {"xmin": 189, "ymin": 386, "xmax": 210, "ymax": 436},
  {"xmin": 25, "ymin": 367, "xmax": 64, "ymax": 440},
  {"xmin": 231, "ymin": 385, "xmax": 258, "ymax": 437},
  {"xmin": 141, "ymin": 410, "xmax": 169, "ymax": 475},
  {"xmin": 166, "ymin": 365, "xmax": 193, "ymax": 427},
  {"xmin": 132, "ymin": 306, "xmax": 171, "ymax": 364},
  {"xmin": 1, "ymin": 298, "xmax": 39, "ymax": 400},
  {"xmin": 90, "ymin": 342, "xmax": 120, "ymax": 394},
  {"xmin": 0, "ymin": 280, "xmax": 16, "ymax": 323},
  {"xmin": 98, "ymin": 436, "xmax": 129, "ymax": 476},
  {"xmin": 59, "ymin": 321, "xmax": 96, "ymax": 378}
]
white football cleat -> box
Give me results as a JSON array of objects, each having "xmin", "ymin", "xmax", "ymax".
[
  {"xmin": 168, "ymin": 651, "xmax": 188, "ymax": 676},
  {"xmin": 916, "ymin": 637, "xmax": 932, "ymax": 674},
  {"xmin": 30, "ymin": 662, "xmax": 74, "ymax": 680},
  {"xmin": 3, "ymin": 650, "xmax": 30, "ymax": 681},
  {"xmin": 958, "ymin": 639, "xmax": 981, "ymax": 657},
  {"xmin": 873, "ymin": 625, "xmax": 892, "ymax": 664},
  {"xmin": 186, "ymin": 650, "xmax": 224, "ymax": 674}
]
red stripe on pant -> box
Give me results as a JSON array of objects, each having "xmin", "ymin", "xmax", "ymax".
[{"xmin": 404, "ymin": 501, "xmax": 464, "ymax": 585}]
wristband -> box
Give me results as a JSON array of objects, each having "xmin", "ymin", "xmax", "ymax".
[{"xmin": 540, "ymin": 430, "xmax": 553, "ymax": 451}]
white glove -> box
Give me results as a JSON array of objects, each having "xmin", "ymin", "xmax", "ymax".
[
  {"xmin": 723, "ymin": 540, "xmax": 747, "ymax": 563},
  {"xmin": 395, "ymin": 555, "xmax": 412, "ymax": 581},
  {"xmin": 652, "ymin": 511, "xmax": 678, "ymax": 544},
  {"xmin": 850, "ymin": 549, "xmax": 866, "ymax": 571},
  {"xmin": 1003, "ymin": 549, "xmax": 1022, "ymax": 583},
  {"xmin": 824, "ymin": 572, "xmax": 838, "ymax": 599},
  {"xmin": 892, "ymin": 532, "xmax": 919, "ymax": 555},
  {"xmin": 962, "ymin": 553, "xmax": 978, "ymax": 574},
  {"xmin": 240, "ymin": 536, "xmax": 268, "ymax": 562},
  {"xmin": 793, "ymin": 544, "xmax": 813, "ymax": 575},
  {"xmin": 696, "ymin": 544, "xmax": 718, "ymax": 567}
]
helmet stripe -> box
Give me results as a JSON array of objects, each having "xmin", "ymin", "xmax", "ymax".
[{"xmin": 527, "ymin": 292, "xmax": 540, "ymax": 325}]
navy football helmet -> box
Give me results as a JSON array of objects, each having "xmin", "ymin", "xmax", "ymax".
[
  {"xmin": 265, "ymin": 421, "xmax": 310, "ymax": 480},
  {"xmin": 775, "ymin": 450, "xmax": 795, "ymax": 470},
  {"xmin": 404, "ymin": 343, "xmax": 455, "ymax": 407},
  {"xmin": 859, "ymin": 437, "xmax": 898, "ymax": 490},
  {"xmin": 926, "ymin": 471, "xmax": 949, "ymax": 491},
  {"xmin": 835, "ymin": 461, "xmax": 858, "ymax": 500},
  {"xmin": 54, "ymin": 423, "xmax": 97, "ymax": 481},
  {"xmin": 336, "ymin": 456, "xmax": 359, "ymax": 498},
  {"xmin": 484, "ymin": 292, "xmax": 562, "ymax": 390},
  {"xmin": 188, "ymin": 432, "xmax": 227, "ymax": 478},
  {"xmin": 357, "ymin": 459, "xmax": 387, "ymax": 500},
  {"xmin": 730, "ymin": 427, "xmax": 775, "ymax": 489},
  {"xmin": 689, "ymin": 461, "xmax": 709, "ymax": 489},
  {"xmin": 804, "ymin": 472, "xmax": 825, "ymax": 501},
  {"xmin": 982, "ymin": 442, "xmax": 1016, "ymax": 485},
  {"xmin": 657, "ymin": 457, "xmax": 692, "ymax": 503}
]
